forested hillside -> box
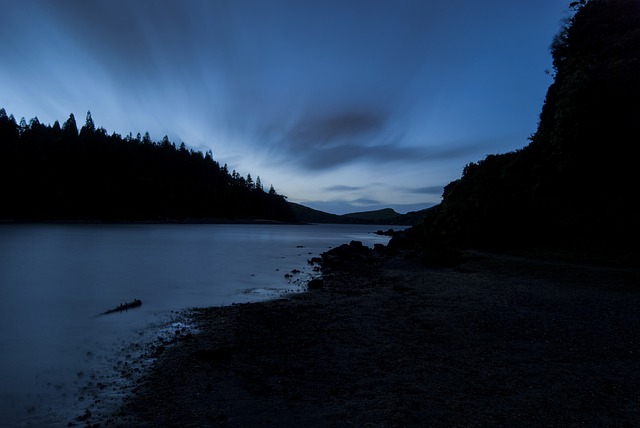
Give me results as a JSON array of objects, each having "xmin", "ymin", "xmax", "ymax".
[
  {"xmin": 396, "ymin": 0, "xmax": 639, "ymax": 252},
  {"xmin": 0, "ymin": 110, "xmax": 295, "ymax": 222}
]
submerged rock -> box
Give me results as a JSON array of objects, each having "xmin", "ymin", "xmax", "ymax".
[{"xmin": 101, "ymin": 299, "xmax": 142, "ymax": 315}]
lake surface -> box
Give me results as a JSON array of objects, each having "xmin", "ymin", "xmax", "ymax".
[{"xmin": 0, "ymin": 223, "xmax": 396, "ymax": 426}]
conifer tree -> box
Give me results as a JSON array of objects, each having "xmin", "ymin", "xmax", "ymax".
[
  {"xmin": 79, "ymin": 111, "xmax": 96, "ymax": 140},
  {"xmin": 62, "ymin": 113, "xmax": 78, "ymax": 140},
  {"xmin": 85, "ymin": 111, "xmax": 95, "ymax": 133}
]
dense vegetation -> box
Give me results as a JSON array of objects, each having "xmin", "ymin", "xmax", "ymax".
[
  {"xmin": 395, "ymin": 0, "xmax": 640, "ymax": 253},
  {"xmin": 0, "ymin": 110, "xmax": 295, "ymax": 222}
]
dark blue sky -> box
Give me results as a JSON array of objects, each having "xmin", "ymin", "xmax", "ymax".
[{"xmin": 0, "ymin": 0, "xmax": 570, "ymax": 214}]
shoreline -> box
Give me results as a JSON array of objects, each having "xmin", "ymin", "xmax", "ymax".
[
  {"xmin": 0, "ymin": 218, "xmax": 305, "ymax": 226},
  {"xmin": 105, "ymin": 246, "xmax": 640, "ymax": 427}
]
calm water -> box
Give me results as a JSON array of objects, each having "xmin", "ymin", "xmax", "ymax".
[{"xmin": 0, "ymin": 223, "xmax": 394, "ymax": 426}]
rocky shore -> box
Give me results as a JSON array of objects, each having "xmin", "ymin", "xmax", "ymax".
[{"xmin": 105, "ymin": 242, "xmax": 640, "ymax": 427}]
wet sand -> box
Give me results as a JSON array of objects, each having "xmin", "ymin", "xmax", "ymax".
[{"xmin": 106, "ymin": 247, "xmax": 640, "ymax": 427}]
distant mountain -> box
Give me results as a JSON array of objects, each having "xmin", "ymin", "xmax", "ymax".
[
  {"xmin": 343, "ymin": 208, "xmax": 400, "ymax": 221},
  {"xmin": 289, "ymin": 203, "xmax": 351, "ymax": 224},
  {"xmin": 387, "ymin": 208, "xmax": 434, "ymax": 226},
  {"xmin": 289, "ymin": 203, "xmax": 429, "ymax": 225}
]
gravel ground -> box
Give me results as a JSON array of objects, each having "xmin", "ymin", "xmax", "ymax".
[{"xmin": 102, "ymin": 246, "xmax": 640, "ymax": 427}]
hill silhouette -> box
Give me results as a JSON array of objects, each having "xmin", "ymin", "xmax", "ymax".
[
  {"xmin": 393, "ymin": 0, "xmax": 640, "ymax": 253},
  {"xmin": 342, "ymin": 208, "xmax": 400, "ymax": 222},
  {"xmin": 289, "ymin": 203, "xmax": 429, "ymax": 225},
  {"xmin": 0, "ymin": 110, "xmax": 295, "ymax": 223},
  {"xmin": 288, "ymin": 203, "xmax": 351, "ymax": 224}
]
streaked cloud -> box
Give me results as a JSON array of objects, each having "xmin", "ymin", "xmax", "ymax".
[
  {"xmin": 0, "ymin": 0, "xmax": 570, "ymax": 214},
  {"xmin": 405, "ymin": 186, "xmax": 446, "ymax": 195},
  {"xmin": 324, "ymin": 185, "xmax": 364, "ymax": 192}
]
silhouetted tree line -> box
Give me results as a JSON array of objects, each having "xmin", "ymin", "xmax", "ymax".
[
  {"xmin": 0, "ymin": 110, "xmax": 295, "ymax": 222},
  {"xmin": 393, "ymin": 0, "xmax": 639, "ymax": 254}
]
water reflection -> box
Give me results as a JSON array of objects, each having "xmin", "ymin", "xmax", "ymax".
[{"xmin": 0, "ymin": 223, "xmax": 395, "ymax": 425}]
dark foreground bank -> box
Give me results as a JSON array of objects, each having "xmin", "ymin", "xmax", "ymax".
[{"xmin": 104, "ymin": 245, "xmax": 640, "ymax": 427}]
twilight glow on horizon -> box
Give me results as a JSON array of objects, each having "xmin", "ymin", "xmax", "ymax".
[{"xmin": 0, "ymin": 0, "xmax": 570, "ymax": 214}]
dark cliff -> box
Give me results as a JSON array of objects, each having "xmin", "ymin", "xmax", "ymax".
[{"xmin": 395, "ymin": 0, "xmax": 640, "ymax": 252}]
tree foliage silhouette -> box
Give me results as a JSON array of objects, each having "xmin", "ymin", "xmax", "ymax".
[
  {"xmin": 80, "ymin": 110, "xmax": 96, "ymax": 139},
  {"xmin": 0, "ymin": 110, "xmax": 295, "ymax": 222},
  {"xmin": 62, "ymin": 113, "xmax": 78, "ymax": 141}
]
